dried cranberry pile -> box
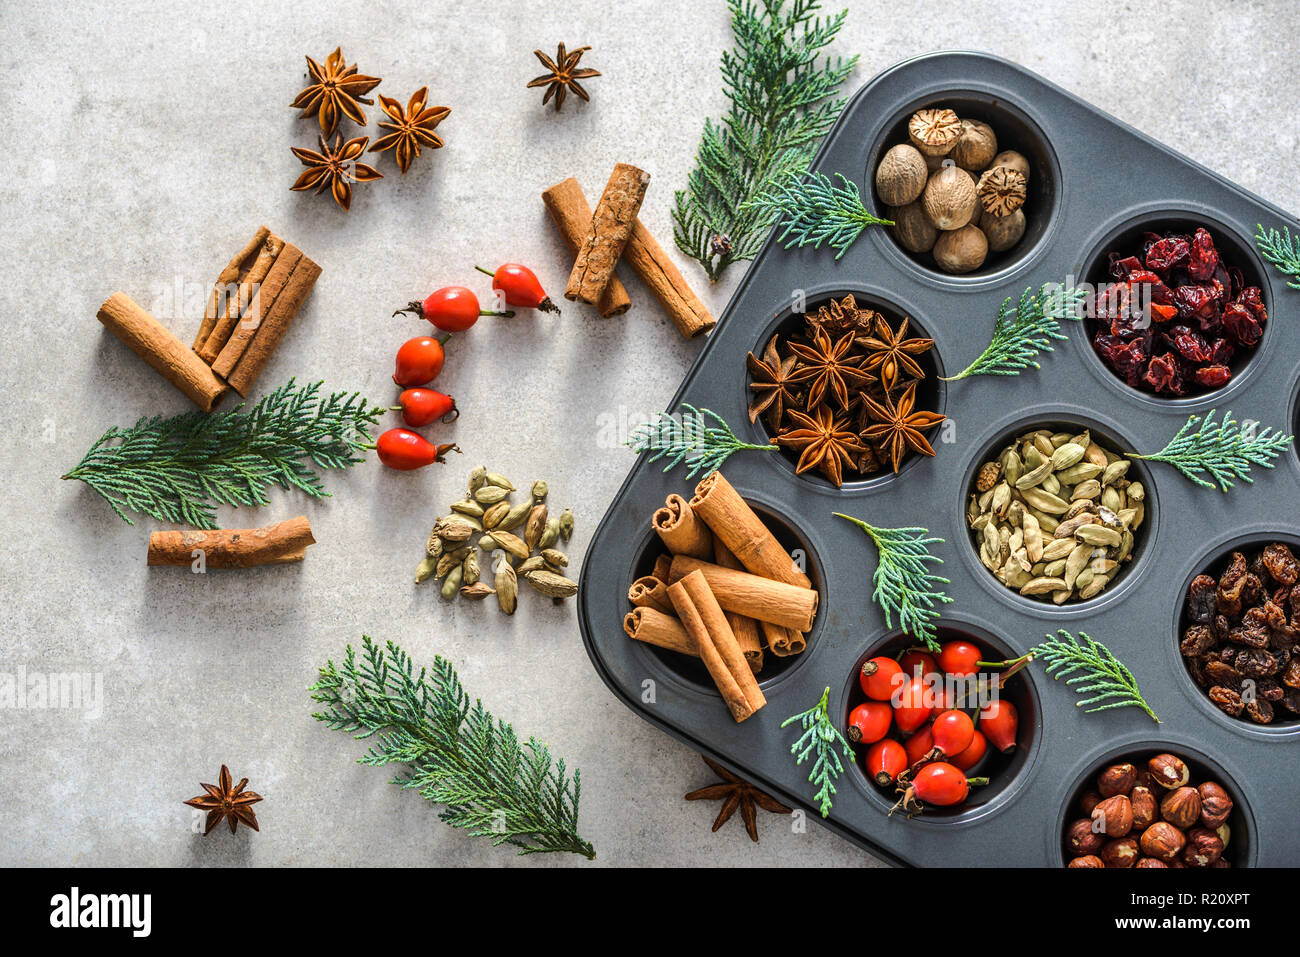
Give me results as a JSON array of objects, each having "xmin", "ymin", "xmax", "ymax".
[
  {"xmin": 1180, "ymin": 542, "xmax": 1300, "ymax": 724},
  {"xmin": 1089, "ymin": 227, "xmax": 1266, "ymax": 396}
]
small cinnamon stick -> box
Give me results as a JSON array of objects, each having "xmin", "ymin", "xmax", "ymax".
[
  {"xmin": 97, "ymin": 292, "xmax": 228, "ymax": 412},
  {"xmin": 147, "ymin": 516, "xmax": 315, "ymax": 568},
  {"xmin": 541, "ymin": 178, "xmax": 631, "ymax": 317},
  {"xmin": 691, "ymin": 472, "xmax": 811, "ymax": 589},
  {"xmin": 226, "ymin": 253, "xmax": 322, "ymax": 396},
  {"xmin": 628, "ymin": 575, "xmax": 673, "ymax": 615},
  {"xmin": 651, "ymin": 494, "xmax": 713, "ymax": 559},
  {"xmin": 210, "ymin": 244, "xmax": 303, "ymax": 380},
  {"xmin": 623, "ymin": 607, "xmax": 696, "ymax": 656},
  {"xmin": 762, "ymin": 621, "xmax": 807, "ymax": 658},
  {"xmin": 713, "ymin": 540, "xmax": 764, "ymax": 673},
  {"xmin": 651, "ymin": 554, "xmax": 674, "ymax": 584},
  {"xmin": 624, "ymin": 218, "xmax": 715, "ymax": 338},
  {"xmin": 667, "ymin": 570, "xmax": 765, "ymax": 722},
  {"xmin": 564, "ymin": 163, "xmax": 648, "ymax": 304},
  {"xmin": 198, "ymin": 232, "xmax": 285, "ymax": 364},
  {"xmin": 667, "ymin": 555, "xmax": 818, "ymax": 632},
  {"xmin": 194, "ymin": 226, "xmax": 269, "ymax": 349}
]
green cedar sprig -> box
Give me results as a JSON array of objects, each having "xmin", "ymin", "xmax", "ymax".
[
  {"xmin": 743, "ymin": 171, "xmax": 893, "ymax": 259},
  {"xmin": 1030, "ymin": 630, "xmax": 1159, "ymax": 722},
  {"xmin": 673, "ymin": 0, "xmax": 857, "ymax": 281},
  {"xmin": 626, "ymin": 404, "xmax": 775, "ymax": 478},
  {"xmin": 1131, "ymin": 409, "xmax": 1293, "ymax": 491},
  {"xmin": 1255, "ymin": 223, "xmax": 1300, "ymax": 288},
  {"xmin": 310, "ymin": 636, "xmax": 595, "ymax": 859},
  {"xmin": 944, "ymin": 283, "xmax": 1087, "ymax": 380},
  {"xmin": 781, "ymin": 686, "xmax": 854, "ymax": 817},
  {"xmin": 833, "ymin": 513, "xmax": 951, "ymax": 652},
  {"xmin": 62, "ymin": 379, "xmax": 381, "ymax": 529}
]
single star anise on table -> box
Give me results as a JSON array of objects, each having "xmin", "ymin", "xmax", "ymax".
[
  {"xmin": 776, "ymin": 405, "xmax": 869, "ymax": 487},
  {"xmin": 527, "ymin": 43, "xmax": 600, "ymax": 111},
  {"xmin": 787, "ymin": 328, "xmax": 875, "ymax": 411},
  {"xmin": 746, "ymin": 334, "xmax": 802, "ymax": 428},
  {"xmin": 684, "ymin": 755, "xmax": 791, "ymax": 843},
  {"xmin": 291, "ymin": 133, "xmax": 383, "ymax": 211},
  {"xmin": 860, "ymin": 380, "xmax": 946, "ymax": 473},
  {"xmin": 290, "ymin": 47, "xmax": 381, "ymax": 137},
  {"xmin": 369, "ymin": 87, "xmax": 450, "ymax": 174},
  {"xmin": 857, "ymin": 315, "xmax": 934, "ymax": 393},
  {"xmin": 183, "ymin": 764, "xmax": 263, "ymax": 836}
]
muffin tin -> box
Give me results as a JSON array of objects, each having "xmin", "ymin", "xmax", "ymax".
[{"xmin": 577, "ymin": 52, "xmax": 1300, "ymax": 865}]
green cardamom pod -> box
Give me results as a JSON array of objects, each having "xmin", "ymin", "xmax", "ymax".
[
  {"xmin": 436, "ymin": 546, "xmax": 471, "ymax": 578},
  {"xmin": 482, "ymin": 501, "xmax": 510, "ymax": 530},
  {"xmin": 540, "ymin": 548, "xmax": 568, "ymax": 568},
  {"xmin": 460, "ymin": 582, "xmax": 495, "ymax": 600},
  {"xmin": 441, "ymin": 564, "xmax": 464, "ymax": 601},
  {"xmin": 426, "ymin": 532, "xmax": 443, "ymax": 559},
  {"xmin": 500, "ymin": 501, "xmax": 532, "ymax": 531},
  {"xmin": 524, "ymin": 504, "xmax": 548, "ymax": 551},
  {"xmin": 487, "ymin": 529, "xmax": 530, "ymax": 560},
  {"xmin": 468, "ymin": 465, "xmax": 487, "ymax": 493},
  {"xmin": 531, "ymin": 480, "xmax": 548, "ymax": 501},
  {"xmin": 494, "ymin": 557, "xmax": 518, "ymax": 615},
  {"xmin": 522, "ymin": 569, "xmax": 579, "ymax": 599},
  {"xmin": 435, "ymin": 518, "xmax": 475, "ymax": 543},
  {"xmin": 450, "ymin": 499, "xmax": 485, "ymax": 518},
  {"xmin": 415, "ymin": 555, "xmax": 438, "ymax": 584},
  {"xmin": 473, "ymin": 485, "xmax": 510, "ymax": 505},
  {"xmin": 559, "ymin": 508, "xmax": 574, "ymax": 542},
  {"xmin": 516, "ymin": 556, "xmax": 546, "ymax": 576},
  {"xmin": 538, "ymin": 517, "xmax": 561, "ymax": 550},
  {"xmin": 462, "ymin": 550, "xmax": 480, "ymax": 586},
  {"xmin": 486, "ymin": 472, "xmax": 515, "ymax": 491}
]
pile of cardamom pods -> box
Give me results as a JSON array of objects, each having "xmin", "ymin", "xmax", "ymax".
[
  {"xmin": 417, "ymin": 465, "xmax": 577, "ymax": 615},
  {"xmin": 967, "ymin": 426, "xmax": 1146, "ymax": 603}
]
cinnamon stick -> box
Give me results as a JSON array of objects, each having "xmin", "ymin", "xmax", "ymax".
[
  {"xmin": 147, "ymin": 516, "xmax": 315, "ymax": 568},
  {"xmin": 210, "ymin": 244, "xmax": 303, "ymax": 380},
  {"xmin": 690, "ymin": 472, "xmax": 811, "ymax": 589},
  {"xmin": 762, "ymin": 621, "xmax": 807, "ymax": 658},
  {"xmin": 651, "ymin": 554, "xmax": 674, "ymax": 584},
  {"xmin": 625, "ymin": 218, "xmax": 715, "ymax": 338},
  {"xmin": 623, "ymin": 607, "xmax": 696, "ymax": 657},
  {"xmin": 194, "ymin": 226, "xmax": 269, "ymax": 349},
  {"xmin": 667, "ymin": 554, "xmax": 818, "ymax": 632},
  {"xmin": 541, "ymin": 178, "xmax": 631, "ymax": 317},
  {"xmin": 713, "ymin": 540, "xmax": 764, "ymax": 673},
  {"xmin": 97, "ymin": 292, "xmax": 228, "ymax": 412},
  {"xmin": 628, "ymin": 575, "xmax": 673, "ymax": 615},
  {"xmin": 564, "ymin": 163, "xmax": 648, "ymax": 305},
  {"xmin": 651, "ymin": 494, "xmax": 713, "ymax": 559},
  {"xmin": 667, "ymin": 570, "xmax": 765, "ymax": 722},
  {"xmin": 226, "ymin": 253, "xmax": 322, "ymax": 396},
  {"xmin": 198, "ymin": 232, "xmax": 285, "ymax": 364}
]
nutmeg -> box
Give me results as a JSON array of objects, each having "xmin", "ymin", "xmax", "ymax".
[
  {"xmin": 1183, "ymin": 827, "xmax": 1224, "ymax": 867},
  {"xmin": 1068, "ymin": 854, "xmax": 1104, "ymax": 868},
  {"xmin": 949, "ymin": 119, "xmax": 998, "ymax": 171},
  {"xmin": 1197, "ymin": 781, "xmax": 1233, "ymax": 827},
  {"xmin": 990, "ymin": 149, "xmax": 1030, "ymax": 180},
  {"xmin": 1098, "ymin": 762, "xmax": 1137, "ymax": 797},
  {"xmin": 908, "ymin": 108, "xmax": 962, "ymax": 157},
  {"xmin": 1130, "ymin": 786, "xmax": 1158, "ymax": 829},
  {"xmin": 982, "ymin": 209, "xmax": 1026, "ymax": 253},
  {"xmin": 887, "ymin": 201, "xmax": 938, "ymax": 254},
  {"xmin": 1066, "ymin": 818, "xmax": 1104, "ymax": 856},
  {"xmin": 977, "ymin": 166, "xmax": 1027, "ymax": 217},
  {"xmin": 1160, "ymin": 786, "xmax": 1201, "ymax": 830},
  {"xmin": 875, "ymin": 144, "xmax": 929, "ymax": 206},
  {"xmin": 1148, "ymin": 753, "xmax": 1190, "ymax": 789},
  {"xmin": 1139, "ymin": 821, "xmax": 1186, "ymax": 862},
  {"xmin": 1091, "ymin": 794, "xmax": 1133, "ymax": 837},
  {"xmin": 933, "ymin": 224, "xmax": 987, "ymax": 274},
  {"xmin": 922, "ymin": 164, "xmax": 977, "ymax": 231},
  {"xmin": 1135, "ymin": 857, "xmax": 1169, "ymax": 868},
  {"xmin": 1100, "ymin": 837, "xmax": 1139, "ymax": 868}
]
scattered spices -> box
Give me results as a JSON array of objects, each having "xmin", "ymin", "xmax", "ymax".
[
  {"xmin": 290, "ymin": 133, "xmax": 382, "ymax": 210},
  {"xmin": 368, "ymin": 87, "xmax": 450, "ymax": 174},
  {"xmin": 564, "ymin": 163, "xmax": 650, "ymax": 306},
  {"xmin": 290, "ymin": 47, "xmax": 381, "ymax": 137},
  {"xmin": 684, "ymin": 754, "xmax": 791, "ymax": 843},
  {"xmin": 183, "ymin": 764, "xmax": 263, "ymax": 836},
  {"xmin": 527, "ymin": 43, "xmax": 600, "ymax": 111},
  {"xmin": 1180, "ymin": 542, "xmax": 1300, "ymax": 724},
  {"xmin": 147, "ymin": 516, "xmax": 315, "ymax": 568}
]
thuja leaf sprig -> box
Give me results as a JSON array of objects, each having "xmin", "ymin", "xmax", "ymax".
[
  {"xmin": 626, "ymin": 404, "xmax": 775, "ymax": 478},
  {"xmin": 62, "ymin": 379, "xmax": 382, "ymax": 529},
  {"xmin": 743, "ymin": 171, "xmax": 893, "ymax": 260},
  {"xmin": 1255, "ymin": 223, "xmax": 1300, "ymax": 289},
  {"xmin": 833, "ymin": 513, "xmax": 951, "ymax": 653},
  {"xmin": 1130, "ymin": 409, "xmax": 1293, "ymax": 492},
  {"xmin": 310, "ymin": 636, "xmax": 596, "ymax": 859},
  {"xmin": 781, "ymin": 686, "xmax": 854, "ymax": 818},
  {"xmin": 1030, "ymin": 630, "xmax": 1159, "ymax": 722},
  {"xmin": 944, "ymin": 283, "xmax": 1087, "ymax": 380}
]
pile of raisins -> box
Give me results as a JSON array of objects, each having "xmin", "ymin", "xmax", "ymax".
[
  {"xmin": 1181, "ymin": 542, "xmax": 1300, "ymax": 724},
  {"xmin": 1089, "ymin": 227, "xmax": 1266, "ymax": 397}
]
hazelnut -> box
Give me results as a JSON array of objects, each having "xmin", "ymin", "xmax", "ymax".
[
  {"xmin": 1197, "ymin": 781, "xmax": 1233, "ymax": 827},
  {"xmin": 1160, "ymin": 787, "xmax": 1201, "ymax": 830},
  {"xmin": 1079, "ymin": 790, "xmax": 1103, "ymax": 815},
  {"xmin": 982, "ymin": 209, "xmax": 1026, "ymax": 253},
  {"xmin": 1135, "ymin": 858, "xmax": 1168, "ymax": 868},
  {"xmin": 1100, "ymin": 837, "xmax": 1139, "ymax": 868},
  {"xmin": 888, "ymin": 201, "xmax": 938, "ymax": 254},
  {"xmin": 990, "ymin": 149, "xmax": 1030, "ymax": 180},
  {"xmin": 1068, "ymin": 854, "xmax": 1104, "ymax": 868},
  {"xmin": 933, "ymin": 224, "xmax": 987, "ymax": 274},
  {"xmin": 922, "ymin": 164, "xmax": 977, "ymax": 231},
  {"xmin": 1130, "ymin": 786, "xmax": 1158, "ymax": 829},
  {"xmin": 908, "ymin": 108, "xmax": 962, "ymax": 157},
  {"xmin": 949, "ymin": 119, "xmax": 998, "ymax": 171},
  {"xmin": 1098, "ymin": 762, "xmax": 1137, "ymax": 797},
  {"xmin": 1139, "ymin": 822, "xmax": 1186, "ymax": 862},
  {"xmin": 1091, "ymin": 794, "xmax": 1133, "ymax": 837},
  {"xmin": 1183, "ymin": 827, "xmax": 1224, "ymax": 867},
  {"xmin": 875, "ymin": 144, "xmax": 929, "ymax": 206},
  {"xmin": 1066, "ymin": 818, "xmax": 1104, "ymax": 856},
  {"xmin": 1148, "ymin": 753, "xmax": 1189, "ymax": 789},
  {"xmin": 977, "ymin": 166, "xmax": 1027, "ymax": 217}
]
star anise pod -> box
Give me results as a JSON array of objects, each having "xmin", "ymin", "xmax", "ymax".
[
  {"xmin": 183, "ymin": 764, "xmax": 263, "ymax": 836},
  {"xmin": 368, "ymin": 87, "xmax": 450, "ymax": 174},
  {"xmin": 787, "ymin": 328, "xmax": 875, "ymax": 411},
  {"xmin": 527, "ymin": 43, "xmax": 600, "ymax": 111},
  {"xmin": 808, "ymin": 294, "xmax": 879, "ymax": 337},
  {"xmin": 857, "ymin": 315, "xmax": 934, "ymax": 393},
  {"xmin": 291, "ymin": 133, "xmax": 382, "ymax": 211},
  {"xmin": 776, "ymin": 405, "xmax": 868, "ymax": 487},
  {"xmin": 746, "ymin": 334, "xmax": 802, "ymax": 428},
  {"xmin": 860, "ymin": 381, "xmax": 945, "ymax": 473},
  {"xmin": 684, "ymin": 755, "xmax": 790, "ymax": 843},
  {"xmin": 290, "ymin": 47, "xmax": 381, "ymax": 137}
]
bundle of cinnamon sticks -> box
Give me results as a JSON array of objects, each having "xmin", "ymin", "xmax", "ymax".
[{"xmin": 623, "ymin": 472, "xmax": 819, "ymax": 722}]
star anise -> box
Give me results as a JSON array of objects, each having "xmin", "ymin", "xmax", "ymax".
[
  {"xmin": 290, "ymin": 47, "xmax": 381, "ymax": 137},
  {"xmin": 746, "ymin": 334, "xmax": 802, "ymax": 428},
  {"xmin": 808, "ymin": 294, "xmax": 879, "ymax": 337},
  {"xmin": 183, "ymin": 765, "xmax": 263, "ymax": 836},
  {"xmin": 857, "ymin": 315, "xmax": 934, "ymax": 393},
  {"xmin": 291, "ymin": 134, "xmax": 383, "ymax": 211},
  {"xmin": 787, "ymin": 328, "xmax": 875, "ymax": 411},
  {"xmin": 860, "ymin": 381, "xmax": 945, "ymax": 473},
  {"xmin": 684, "ymin": 755, "xmax": 791, "ymax": 843},
  {"xmin": 527, "ymin": 43, "xmax": 600, "ymax": 111},
  {"xmin": 776, "ymin": 405, "xmax": 869, "ymax": 487},
  {"xmin": 369, "ymin": 87, "xmax": 450, "ymax": 174}
]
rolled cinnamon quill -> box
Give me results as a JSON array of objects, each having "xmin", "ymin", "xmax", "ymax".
[
  {"xmin": 194, "ymin": 225, "xmax": 269, "ymax": 349},
  {"xmin": 210, "ymin": 244, "xmax": 303, "ymax": 380},
  {"xmin": 691, "ymin": 472, "xmax": 811, "ymax": 589},
  {"xmin": 667, "ymin": 570, "xmax": 765, "ymax": 722},
  {"xmin": 668, "ymin": 555, "xmax": 817, "ymax": 632},
  {"xmin": 762, "ymin": 621, "xmax": 807, "ymax": 658},
  {"xmin": 713, "ymin": 540, "xmax": 764, "ymax": 673},
  {"xmin": 198, "ymin": 231, "xmax": 285, "ymax": 364},
  {"xmin": 628, "ymin": 575, "xmax": 673, "ymax": 615},
  {"xmin": 97, "ymin": 292, "xmax": 228, "ymax": 412},
  {"xmin": 652, "ymin": 494, "xmax": 713, "ymax": 559},
  {"xmin": 565, "ymin": 163, "xmax": 648, "ymax": 305},
  {"xmin": 226, "ymin": 253, "xmax": 322, "ymax": 396},
  {"xmin": 623, "ymin": 606, "xmax": 696, "ymax": 656},
  {"xmin": 624, "ymin": 217, "xmax": 715, "ymax": 338},
  {"xmin": 651, "ymin": 554, "xmax": 673, "ymax": 584},
  {"xmin": 542, "ymin": 178, "xmax": 631, "ymax": 317},
  {"xmin": 147, "ymin": 516, "xmax": 315, "ymax": 568}
]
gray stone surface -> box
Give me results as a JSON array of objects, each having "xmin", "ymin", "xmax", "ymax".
[{"xmin": 0, "ymin": 0, "xmax": 1295, "ymax": 867}]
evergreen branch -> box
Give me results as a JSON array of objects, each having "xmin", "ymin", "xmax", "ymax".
[
  {"xmin": 1131, "ymin": 409, "xmax": 1293, "ymax": 492},
  {"xmin": 62, "ymin": 379, "xmax": 381, "ymax": 529},
  {"xmin": 625, "ymin": 404, "xmax": 774, "ymax": 478},
  {"xmin": 1031, "ymin": 629, "xmax": 1159, "ymax": 722},
  {"xmin": 833, "ymin": 513, "xmax": 951, "ymax": 652},
  {"xmin": 673, "ymin": 0, "xmax": 857, "ymax": 281},
  {"xmin": 310, "ymin": 636, "xmax": 596, "ymax": 859},
  {"xmin": 945, "ymin": 283, "xmax": 1087, "ymax": 380},
  {"xmin": 1255, "ymin": 223, "xmax": 1300, "ymax": 289},
  {"xmin": 742, "ymin": 171, "xmax": 892, "ymax": 259},
  {"xmin": 781, "ymin": 686, "xmax": 854, "ymax": 817}
]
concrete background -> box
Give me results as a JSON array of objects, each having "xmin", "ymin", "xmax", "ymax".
[{"xmin": 1, "ymin": 0, "xmax": 1296, "ymax": 867}]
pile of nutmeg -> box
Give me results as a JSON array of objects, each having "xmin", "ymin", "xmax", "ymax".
[
  {"xmin": 874, "ymin": 107, "xmax": 1031, "ymax": 273},
  {"xmin": 1064, "ymin": 752, "xmax": 1236, "ymax": 868}
]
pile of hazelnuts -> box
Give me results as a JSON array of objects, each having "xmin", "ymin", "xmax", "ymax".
[{"xmin": 1064, "ymin": 752, "xmax": 1236, "ymax": 868}]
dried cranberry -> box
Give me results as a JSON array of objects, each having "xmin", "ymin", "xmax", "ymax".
[
  {"xmin": 1193, "ymin": 364, "xmax": 1231, "ymax": 388},
  {"xmin": 1170, "ymin": 329, "xmax": 1213, "ymax": 363},
  {"xmin": 1173, "ymin": 284, "xmax": 1222, "ymax": 326},
  {"xmin": 1227, "ymin": 266, "xmax": 1244, "ymax": 298},
  {"xmin": 1207, "ymin": 338, "xmax": 1234, "ymax": 364},
  {"xmin": 1109, "ymin": 254, "xmax": 1143, "ymax": 280},
  {"xmin": 1096, "ymin": 335, "xmax": 1148, "ymax": 386},
  {"xmin": 1143, "ymin": 354, "xmax": 1184, "ymax": 394},
  {"xmin": 1222, "ymin": 302, "xmax": 1263, "ymax": 346},
  {"xmin": 1238, "ymin": 286, "xmax": 1268, "ymax": 324},
  {"xmin": 1187, "ymin": 228, "xmax": 1220, "ymax": 280},
  {"xmin": 1146, "ymin": 236, "xmax": 1190, "ymax": 272}
]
